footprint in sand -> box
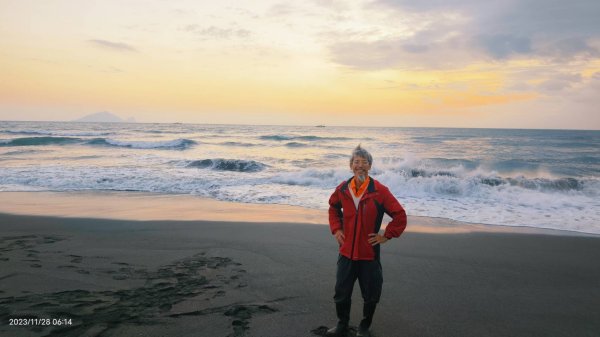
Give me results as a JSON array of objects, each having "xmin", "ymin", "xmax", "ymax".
[
  {"xmin": 1, "ymin": 253, "xmax": 279, "ymax": 337},
  {"xmin": 42, "ymin": 236, "xmax": 63, "ymax": 244},
  {"xmin": 112, "ymin": 275, "xmax": 129, "ymax": 280},
  {"xmin": 111, "ymin": 262, "xmax": 130, "ymax": 266},
  {"xmin": 68, "ymin": 255, "xmax": 83, "ymax": 263},
  {"xmin": 57, "ymin": 265, "xmax": 78, "ymax": 270},
  {"xmin": 224, "ymin": 304, "xmax": 278, "ymax": 337},
  {"xmin": 212, "ymin": 290, "xmax": 226, "ymax": 298},
  {"xmin": 311, "ymin": 326, "xmax": 359, "ymax": 337}
]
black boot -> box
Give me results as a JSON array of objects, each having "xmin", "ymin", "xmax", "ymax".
[
  {"xmin": 325, "ymin": 301, "xmax": 350, "ymax": 337},
  {"xmin": 356, "ymin": 302, "xmax": 377, "ymax": 337}
]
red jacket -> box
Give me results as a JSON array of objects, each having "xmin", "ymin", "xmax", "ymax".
[{"xmin": 329, "ymin": 177, "xmax": 407, "ymax": 261}]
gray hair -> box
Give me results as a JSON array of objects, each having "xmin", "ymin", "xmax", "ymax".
[{"xmin": 349, "ymin": 144, "xmax": 373, "ymax": 165}]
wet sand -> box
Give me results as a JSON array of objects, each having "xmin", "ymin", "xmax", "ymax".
[
  {"xmin": 1, "ymin": 212, "xmax": 599, "ymax": 337},
  {"xmin": 0, "ymin": 191, "xmax": 578, "ymax": 235}
]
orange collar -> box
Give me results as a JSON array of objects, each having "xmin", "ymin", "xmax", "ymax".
[{"xmin": 350, "ymin": 176, "xmax": 370, "ymax": 197}]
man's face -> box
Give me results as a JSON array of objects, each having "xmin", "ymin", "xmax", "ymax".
[{"xmin": 350, "ymin": 156, "xmax": 371, "ymax": 182}]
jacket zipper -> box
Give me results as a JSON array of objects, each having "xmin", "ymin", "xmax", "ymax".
[{"xmin": 351, "ymin": 201, "xmax": 362, "ymax": 260}]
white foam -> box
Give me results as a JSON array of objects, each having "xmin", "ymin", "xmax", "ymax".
[
  {"xmin": 1, "ymin": 122, "xmax": 598, "ymax": 235},
  {"xmin": 271, "ymin": 168, "xmax": 349, "ymax": 187},
  {"xmin": 0, "ymin": 184, "xmax": 47, "ymax": 192}
]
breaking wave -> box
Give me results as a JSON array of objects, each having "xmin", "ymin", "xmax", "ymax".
[
  {"xmin": 0, "ymin": 136, "xmax": 197, "ymax": 150},
  {"xmin": 187, "ymin": 159, "xmax": 267, "ymax": 172},
  {"xmin": 87, "ymin": 138, "xmax": 197, "ymax": 149},
  {"xmin": 0, "ymin": 137, "xmax": 82, "ymax": 146}
]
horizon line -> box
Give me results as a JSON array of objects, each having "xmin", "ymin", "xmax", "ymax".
[{"xmin": 0, "ymin": 119, "xmax": 598, "ymax": 132}]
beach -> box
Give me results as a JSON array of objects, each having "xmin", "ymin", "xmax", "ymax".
[
  {"xmin": 2, "ymin": 1, "xmax": 599, "ymax": 335},
  {"xmin": 1, "ymin": 193, "xmax": 599, "ymax": 337}
]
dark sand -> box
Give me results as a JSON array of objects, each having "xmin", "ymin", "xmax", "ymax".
[{"xmin": 1, "ymin": 213, "xmax": 599, "ymax": 337}]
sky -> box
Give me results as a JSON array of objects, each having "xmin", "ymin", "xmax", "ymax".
[{"xmin": 0, "ymin": 0, "xmax": 599, "ymax": 129}]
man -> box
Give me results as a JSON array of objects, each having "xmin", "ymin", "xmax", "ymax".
[{"xmin": 327, "ymin": 145, "xmax": 407, "ymax": 337}]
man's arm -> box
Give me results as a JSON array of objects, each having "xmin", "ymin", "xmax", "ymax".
[
  {"xmin": 382, "ymin": 187, "xmax": 407, "ymax": 239},
  {"xmin": 328, "ymin": 189, "xmax": 344, "ymax": 235}
]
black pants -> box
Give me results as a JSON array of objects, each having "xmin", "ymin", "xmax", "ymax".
[{"xmin": 334, "ymin": 254, "xmax": 383, "ymax": 305}]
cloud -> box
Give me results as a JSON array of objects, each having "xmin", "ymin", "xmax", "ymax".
[
  {"xmin": 374, "ymin": 0, "xmax": 600, "ymax": 36},
  {"xmin": 328, "ymin": 34, "xmax": 465, "ymax": 70},
  {"xmin": 402, "ymin": 43, "xmax": 430, "ymax": 54},
  {"xmin": 172, "ymin": 8, "xmax": 193, "ymax": 16},
  {"xmin": 537, "ymin": 73, "xmax": 582, "ymax": 92},
  {"xmin": 538, "ymin": 37, "xmax": 599, "ymax": 61},
  {"xmin": 475, "ymin": 34, "xmax": 532, "ymax": 59},
  {"xmin": 183, "ymin": 25, "xmax": 251, "ymax": 40},
  {"xmin": 227, "ymin": 6, "xmax": 260, "ymax": 19},
  {"xmin": 267, "ymin": 3, "xmax": 296, "ymax": 16},
  {"xmin": 563, "ymin": 72, "xmax": 600, "ymax": 104},
  {"xmin": 88, "ymin": 39, "xmax": 138, "ymax": 52},
  {"xmin": 423, "ymin": 0, "xmax": 597, "ymax": 55},
  {"xmin": 327, "ymin": 25, "xmax": 475, "ymax": 70},
  {"xmin": 520, "ymin": 72, "xmax": 600, "ymax": 129},
  {"xmin": 312, "ymin": 0, "xmax": 349, "ymax": 12},
  {"xmin": 329, "ymin": 40, "xmax": 399, "ymax": 70},
  {"xmin": 327, "ymin": 0, "xmax": 600, "ymax": 70}
]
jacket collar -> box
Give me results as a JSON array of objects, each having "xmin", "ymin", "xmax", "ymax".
[{"xmin": 341, "ymin": 176, "xmax": 376, "ymax": 194}]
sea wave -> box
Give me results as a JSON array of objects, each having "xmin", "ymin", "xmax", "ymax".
[
  {"xmin": 411, "ymin": 136, "xmax": 451, "ymax": 144},
  {"xmin": 285, "ymin": 142, "xmax": 308, "ymax": 148},
  {"xmin": 479, "ymin": 176, "xmax": 587, "ymax": 192},
  {"xmin": 3, "ymin": 130, "xmax": 50, "ymax": 135},
  {"xmin": 0, "ymin": 136, "xmax": 82, "ymax": 146},
  {"xmin": 87, "ymin": 138, "xmax": 197, "ymax": 149},
  {"xmin": 2, "ymin": 130, "xmax": 113, "ymax": 137},
  {"xmin": 1, "ymin": 161, "xmax": 598, "ymax": 234},
  {"xmin": 132, "ymin": 129, "xmax": 189, "ymax": 134},
  {"xmin": 260, "ymin": 135, "xmax": 352, "ymax": 141},
  {"xmin": 2, "ymin": 149, "xmax": 45, "ymax": 155},
  {"xmin": 272, "ymin": 169, "xmax": 348, "ymax": 186},
  {"xmin": 219, "ymin": 141, "xmax": 258, "ymax": 147},
  {"xmin": 1, "ymin": 122, "xmax": 598, "ymax": 235},
  {"xmin": 271, "ymin": 161, "xmax": 598, "ymax": 196},
  {"xmin": 187, "ymin": 159, "xmax": 267, "ymax": 172},
  {"xmin": 0, "ymin": 136, "xmax": 197, "ymax": 150}
]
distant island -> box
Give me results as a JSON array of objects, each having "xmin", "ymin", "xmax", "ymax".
[{"xmin": 72, "ymin": 111, "xmax": 136, "ymax": 123}]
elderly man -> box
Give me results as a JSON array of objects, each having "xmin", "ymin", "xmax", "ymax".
[{"xmin": 326, "ymin": 145, "xmax": 407, "ymax": 337}]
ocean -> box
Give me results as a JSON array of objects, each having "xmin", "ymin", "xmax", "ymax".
[{"xmin": 1, "ymin": 121, "xmax": 598, "ymax": 234}]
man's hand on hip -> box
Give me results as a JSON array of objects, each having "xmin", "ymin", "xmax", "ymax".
[
  {"xmin": 368, "ymin": 233, "xmax": 389, "ymax": 246},
  {"xmin": 334, "ymin": 230, "xmax": 345, "ymax": 246}
]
